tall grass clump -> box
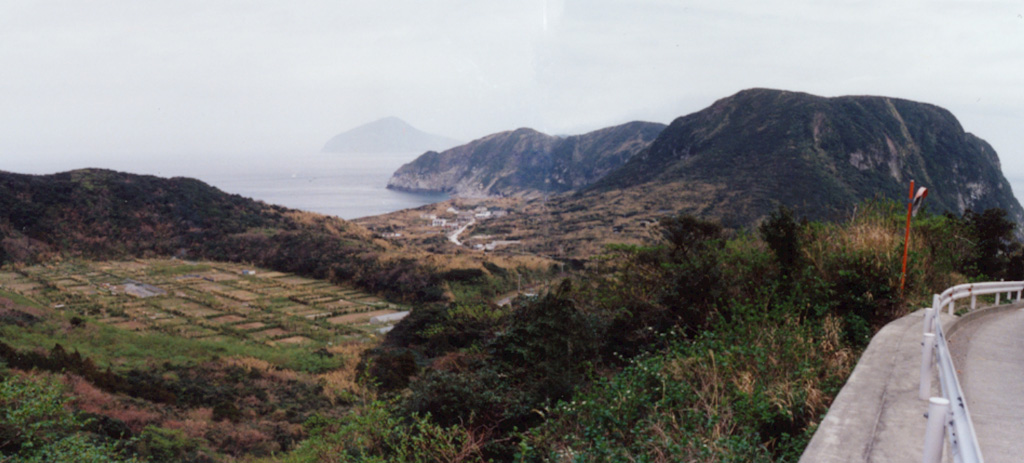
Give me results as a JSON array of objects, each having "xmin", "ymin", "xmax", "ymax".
[{"xmin": 281, "ymin": 202, "xmax": 1019, "ymax": 462}]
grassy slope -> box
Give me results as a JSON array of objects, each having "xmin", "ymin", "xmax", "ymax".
[
  {"xmin": 280, "ymin": 201, "xmax": 1000, "ymax": 462},
  {"xmin": 0, "ymin": 169, "xmax": 547, "ymax": 303},
  {"xmin": 0, "ymin": 261, "xmax": 376, "ymax": 461}
]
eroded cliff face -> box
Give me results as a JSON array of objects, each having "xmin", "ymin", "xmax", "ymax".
[
  {"xmin": 593, "ymin": 88, "xmax": 1024, "ymax": 226},
  {"xmin": 386, "ymin": 122, "xmax": 665, "ymax": 197}
]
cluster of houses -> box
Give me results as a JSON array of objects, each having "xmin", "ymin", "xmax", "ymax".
[{"xmin": 422, "ymin": 206, "xmax": 508, "ymax": 230}]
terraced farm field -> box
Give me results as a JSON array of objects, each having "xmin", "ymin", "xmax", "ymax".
[{"xmin": 0, "ymin": 258, "xmax": 407, "ymax": 347}]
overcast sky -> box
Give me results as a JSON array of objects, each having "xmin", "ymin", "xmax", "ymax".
[{"xmin": 3, "ymin": 0, "xmax": 1024, "ymax": 184}]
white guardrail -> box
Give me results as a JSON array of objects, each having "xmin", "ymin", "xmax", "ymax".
[{"xmin": 919, "ymin": 281, "xmax": 1024, "ymax": 463}]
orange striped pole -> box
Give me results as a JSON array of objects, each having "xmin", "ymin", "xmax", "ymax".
[{"xmin": 900, "ymin": 180, "xmax": 914, "ymax": 295}]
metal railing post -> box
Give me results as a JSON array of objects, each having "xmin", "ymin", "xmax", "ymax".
[
  {"xmin": 971, "ymin": 294, "xmax": 976, "ymax": 311},
  {"xmin": 920, "ymin": 332, "xmax": 935, "ymax": 400},
  {"xmin": 923, "ymin": 306, "xmax": 935, "ymax": 335},
  {"xmin": 923, "ymin": 397, "xmax": 951, "ymax": 463}
]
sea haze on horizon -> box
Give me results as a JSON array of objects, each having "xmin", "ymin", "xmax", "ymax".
[{"xmin": 4, "ymin": 151, "xmax": 449, "ymax": 220}]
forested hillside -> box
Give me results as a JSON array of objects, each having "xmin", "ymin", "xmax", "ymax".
[
  {"xmin": 387, "ymin": 121, "xmax": 664, "ymax": 197},
  {"xmin": 291, "ymin": 202, "xmax": 1022, "ymax": 462},
  {"xmin": 592, "ymin": 89, "xmax": 1024, "ymax": 226},
  {"xmin": 0, "ymin": 169, "xmax": 529, "ymax": 302}
]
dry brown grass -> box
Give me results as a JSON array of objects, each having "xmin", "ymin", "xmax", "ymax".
[
  {"xmin": 657, "ymin": 313, "xmax": 855, "ymax": 458},
  {"xmin": 317, "ymin": 341, "xmax": 376, "ymax": 404},
  {"xmin": 64, "ymin": 373, "xmax": 163, "ymax": 433},
  {"xmin": 221, "ymin": 356, "xmax": 300, "ymax": 383},
  {"xmin": 804, "ymin": 205, "xmax": 901, "ymax": 271}
]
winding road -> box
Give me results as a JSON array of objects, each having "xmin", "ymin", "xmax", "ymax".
[
  {"xmin": 801, "ymin": 301, "xmax": 1024, "ymax": 462},
  {"xmin": 447, "ymin": 219, "xmax": 474, "ymax": 246},
  {"xmin": 947, "ymin": 306, "xmax": 1024, "ymax": 462}
]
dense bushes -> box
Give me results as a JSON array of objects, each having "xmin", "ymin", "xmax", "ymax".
[
  {"xmin": 337, "ymin": 202, "xmax": 1018, "ymax": 462},
  {"xmin": 0, "ymin": 169, "xmax": 451, "ymax": 303},
  {"xmin": 961, "ymin": 208, "xmax": 1019, "ymax": 279},
  {"xmin": 0, "ymin": 373, "xmax": 140, "ymax": 462}
]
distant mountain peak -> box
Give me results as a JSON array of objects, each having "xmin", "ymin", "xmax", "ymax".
[{"xmin": 322, "ymin": 117, "xmax": 461, "ymax": 154}]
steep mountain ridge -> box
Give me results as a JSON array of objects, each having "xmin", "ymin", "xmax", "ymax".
[
  {"xmin": 322, "ymin": 117, "xmax": 461, "ymax": 154},
  {"xmin": 387, "ymin": 121, "xmax": 665, "ymax": 197},
  {"xmin": 593, "ymin": 88, "xmax": 1024, "ymax": 224}
]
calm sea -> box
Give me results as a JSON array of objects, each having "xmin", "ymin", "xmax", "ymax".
[
  {"xmin": 197, "ymin": 152, "xmax": 449, "ymax": 219},
  {"xmin": 8, "ymin": 151, "xmax": 448, "ymax": 220}
]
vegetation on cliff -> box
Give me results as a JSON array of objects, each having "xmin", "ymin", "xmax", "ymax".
[
  {"xmin": 2, "ymin": 195, "xmax": 1020, "ymax": 461},
  {"xmin": 593, "ymin": 89, "xmax": 1024, "ymax": 227},
  {"xmin": 3, "ymin": 87, "xmax": 1024, "ymax": 461},
  {"xmin": 387, "ymin": 121, "xmax": 665, "ymax": 197},
  {"xmin": 283, "ymin": 201, "xmax": 1021, "ymax": 462}
]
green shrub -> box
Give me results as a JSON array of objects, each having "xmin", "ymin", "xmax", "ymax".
[
  {"xmin": 963, "ymin": 208, "xmax": 1016, "ymax": 279},
  {"xmin": 286, "ymin": 400, "xmax": 485, "ymax": 463},
  {"xmin": 0, "ymin": 375, "xmax": 139, "ymax": 463},
  {"xmin": 136, "ymin": 426, "xmax": 208, "ymax": 463},
  {"xmin": 212, "ymin": 401, "xmax": 241, "ymax": 423},
  {"xmin": 759, "ymin": 205, "xmax": 803, "ymax": 277}
]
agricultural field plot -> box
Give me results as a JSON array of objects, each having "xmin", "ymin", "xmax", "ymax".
[
  {"xmin": 208, "ymin": 314, "xmax": 246, "ymax": 325},
  {"xmin": 0, "ymin": 259, "xmax": 408, "ymax": 347},
  {"xmin": 0, "ymin": 272, "xmax": 24, "ymax": 283}
]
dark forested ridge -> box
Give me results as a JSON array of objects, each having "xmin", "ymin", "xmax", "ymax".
[
  {"xmin": 387, "ymin": 121, "xmax": 665, "ymax": 197},
  {"xmin": 592, "ymin": 88, "xmax": 1024, "ymax": 225},
  {"xmin": 4, "ymin": 88, "xmax": 1024, "ymax": 461},
  {"xmin": 0, "ymin": 169, "xmax": 445, "ymax": 301}
]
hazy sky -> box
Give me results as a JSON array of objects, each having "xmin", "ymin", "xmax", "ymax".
[{"xmin": 3, "ymin": 1, "xmax": 1024, "ymax": 183}]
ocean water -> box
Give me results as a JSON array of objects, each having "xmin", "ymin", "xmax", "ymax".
[
  {"xmin": 197, "ymin": 152, "xmax": 449, "ymax": 219},
  {"xmin": 7, "ymin": 151, "xmax": 448, "ymax": 220}
]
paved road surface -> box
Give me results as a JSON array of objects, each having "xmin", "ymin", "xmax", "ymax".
[
  {"xmin": 800, "ymin": 309, "xmax": 947, "ymax": 462},
  {"xmin": 448, "ymin": 219, "xmax": 474, "ymax": 246},
  {"xmin": 800, "ymin": 303, "xmax": 1024, "ymax": 462},
  {"xmin": 947, "ymin": 307, "xmax": 1024, "ymax": 463}
]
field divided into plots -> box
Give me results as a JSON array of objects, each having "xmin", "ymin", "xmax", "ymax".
[{"xmin": 0, "ymin": 259, "xmax": 406, "ymax": 347}]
